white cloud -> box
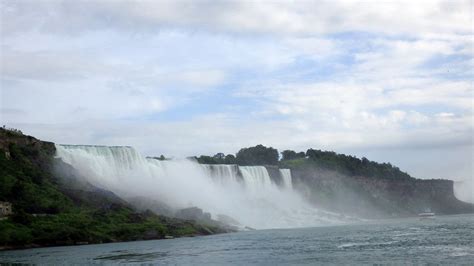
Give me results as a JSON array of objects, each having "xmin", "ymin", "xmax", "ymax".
[
  {"xmin": 1, "ymin": 0, "xmax": 471, "ymax": 37},
  {"xmin": 1, "ymin": 0, "xmax": 472, "ymax": 182}
]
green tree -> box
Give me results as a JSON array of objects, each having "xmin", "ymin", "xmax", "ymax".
[
  {"xmin": 213, "ymin": 153, "xmax": 225, "ymax": 163},
  {"xmin": 281, "ymin": 150, "xmax": 306, "ymax": 161},
  {"xmin": 224, "ymin": 154, "xmax": 236, "ymax": 164},
  {"xmin": 236, "ymin": 145, "xmax": 279, "ymax": 166},
  {"xmin": 196, "ymin": 155, "xmax": 218, "ymax": 164}
]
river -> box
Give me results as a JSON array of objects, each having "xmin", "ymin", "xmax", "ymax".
[{"xmin": 1, "ymin": 214, "xmax": 473, "ymax": 265}]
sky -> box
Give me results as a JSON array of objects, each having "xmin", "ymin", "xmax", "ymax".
[{"xmin": 1, "ymin": 0, "xmax": 473, "ymax": 181}]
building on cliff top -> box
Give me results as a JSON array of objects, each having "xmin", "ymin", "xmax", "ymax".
[{"xmin": 0, "ymin": 201, "xmax": 13, "ymax": 217}]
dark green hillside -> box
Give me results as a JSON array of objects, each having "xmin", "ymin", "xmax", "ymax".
[
  {"xmin": 0, "ymin": 128, "xmax": 227, "ymax": 249},
  {"xmin": 281, "ymin": 148, "xmax": 411, "ymax": 180},
  {"xmin": 0, "ymin": 128, "xmax": 71, "ymax": 214}
]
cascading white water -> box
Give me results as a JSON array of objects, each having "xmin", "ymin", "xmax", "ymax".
[
  {"xmin": 201, "ymin": 164, "xmax": 241, "ymax": 185},
  {"xmin": 56, "ymin": 145, "xmax": 350, "ymax": 229},
  {"xmin": 279, "ymin": 169, "xmax": 293, "ymax": 190},
  {"xmin": 239, "ymin": 166, "xmax": 274, "ymax": 192}
]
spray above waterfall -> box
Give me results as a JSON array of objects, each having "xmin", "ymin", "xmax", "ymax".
[{"xmin": 55, "ymin": 144, "xmax": 349, "ymax": 229}]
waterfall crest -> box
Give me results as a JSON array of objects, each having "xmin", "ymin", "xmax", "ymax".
[
  {"xmin": 201, "ymin": 164, "xmax": 241, "ymax": 185},
  {"xmin": 56, "ymin": 144, "xmax": 349, "ymax": 229}
]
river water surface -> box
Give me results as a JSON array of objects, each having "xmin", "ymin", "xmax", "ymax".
[{"xmin": 1, "ymin": 214, "xmax": 473, "ymax": 265}]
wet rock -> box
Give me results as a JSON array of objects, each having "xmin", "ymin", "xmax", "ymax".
[{"xmin": 175, "ymin": 207, "xmax": 212, "ymax": 222}]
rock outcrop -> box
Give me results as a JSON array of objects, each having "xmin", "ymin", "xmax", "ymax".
[{"xmin": 291, "ymin": 166, "xmax": 474, "ymax": 218}]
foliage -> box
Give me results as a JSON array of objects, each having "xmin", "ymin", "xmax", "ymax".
[
  {"xmin": 195, "ymin": 153, "xmax": 236, "ymax": 164},
  {"xmin": 196, "ymin": 145, "xmax": 279, "ymax": 166},
  {"xmin": 224, "ymin": 154, "xmax": 236, "ymax": 164},
  {"xmin": 281, "ymin": 150, "xmax": 306, "ymax": 161},
  {"xmin": 279, "ymin": 158, "xmax": 309, "ymax": 169},
  {"xmin": 236, "ymin": 145, "xmax": 279, "ymax": 166},
  {"xmin": 0, "ymin": 207, "xmax": 203, "ymax": 246},
  {"xmin": 0, "ymin": 131, "xmax": 73, "ymax": 212},
  {"xmin": 280, "ymin": 148, "xmax": 412, "ymax": 179},
  {"xmin": 195, "ymin": 155, "xmax": 219, "ymax": 164},
  {"xmin": 0, "ymin": 128, "xmax": 216, "ymax": 248}
]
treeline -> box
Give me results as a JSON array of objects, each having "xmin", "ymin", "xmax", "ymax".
[
  {"xmin": 194, "ymin": 145, "xmax": 278, "ymax": 166},
  {"xmin": 194, "ymin": 144, "xmax": 412, "ymax": 180},
  {"xmin": 194, "ymin": 153, "xmax": 237, "ymax": 165},
  {"xmin": 303, "ymin": 149, "xmax": 412, "ymax": 179}
]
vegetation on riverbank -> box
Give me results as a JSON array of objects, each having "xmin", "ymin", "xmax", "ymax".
[
  {"xmin": 0, "ymin": 207, "xmax": 214, "ymax": 248},
  {"xmin": 0, "ymin": 127, "xmax": 227, "ymax": 249}
]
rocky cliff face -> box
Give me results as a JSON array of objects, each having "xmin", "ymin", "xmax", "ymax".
[
  {"xmin": 265, "ymin": 165, "xmax": 284, "ymax": 186},
  {"xmin": 0, "ymin": 128, "xmax": 55, "ymax": 157},
  {"xmin": 291, "ymin": 166, "xmax": 473, "ymax": 218}
]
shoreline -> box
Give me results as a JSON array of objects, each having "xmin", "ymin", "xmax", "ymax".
[
  {"xmin": 3, "ymin": 213, "xmax": 474, "ymax": 252},
  {"xmin": 0, "ymin": 232, "xmax": 217, "ymax": 252}
]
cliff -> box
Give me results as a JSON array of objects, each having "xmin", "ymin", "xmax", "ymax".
[
  {"xmin": 265, "ymin": 165, "xmax": 284, "ymax": 186},
  {"xmin": 0, "ymin": 128, "xmax": 230, "ymax": 250},
  {"xmin": 289, "ymin": 163, "xmax": 473, "ymax": 218}
]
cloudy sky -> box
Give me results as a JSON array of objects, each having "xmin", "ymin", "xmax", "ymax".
[{"xmin": 1, "ymin": 0, "xmax": 473, "ymax": 181}]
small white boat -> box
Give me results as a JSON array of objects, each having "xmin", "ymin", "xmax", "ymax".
[{"xmin": 419, "ymin": 208, "xmax": 435, "ymax": 219}]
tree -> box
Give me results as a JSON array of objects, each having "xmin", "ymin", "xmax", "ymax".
[
  {"xmin": 196, "ymin": 155, "xmax": 217, "ymax": 164},
  {"xmin": 236, "ymin": 145, "xmax": 279, "ymax": 166},
  {"xmin": 281, "ymin": 150, "xmax": 297, "ymax": 161},
  {"xmin": 213, "ymin": 153, "xmax": 225, "ymax": 162},
  {"xmin": 224, "ymin": 154, "xmax": 236, "ymax": 164},
  {"xmin": 281, "ymin": 150, "xmax": 306, "ymax": 161}
]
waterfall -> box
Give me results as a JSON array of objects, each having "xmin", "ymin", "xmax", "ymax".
[
  {"xmin": 202, "ymin": 165, "xmax": 285, "ymax": 191},
  {"xmin": 239, "ymin": 166, "xmax": 274, "ymax": 191},
  {"xmin": 279, "ymin": 169, "xmax": 293, "ymax": 189},
  {"xmin": 56, "ymin": 144, "xmax": 350, "ymax": 229},
  {"xmin": 56, "ymin": 145, "xmax": 216, "ymax": 208},
  {"xmin": 201, "ymin": 164, "xmax": 241, "ymax": 185}
]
